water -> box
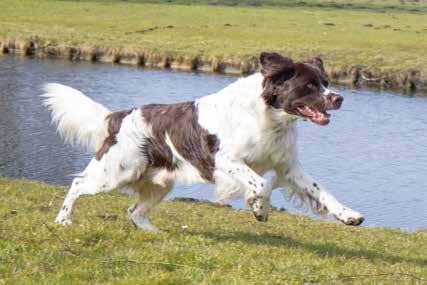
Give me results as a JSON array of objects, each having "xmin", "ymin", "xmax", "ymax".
[{"xmin": 0, "ymin": 56, "xmax": 426, "ymax": 231}]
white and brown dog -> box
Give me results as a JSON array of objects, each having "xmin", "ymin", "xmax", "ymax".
[{"xmin": 43, "ymin": 52, "xmax": 364, "ymax": 232}]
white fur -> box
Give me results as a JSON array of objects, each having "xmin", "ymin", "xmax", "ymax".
[
  {"xmin": 47, "ymin": 73, "xmax": 364, "ymax": 230},
  {"xmin": 321, "ymin": 85, "xmax": 332, "ymax": 95},
  {"xmin": 41, "ymin": 83, "xmax": 111, "ymax": 151}
]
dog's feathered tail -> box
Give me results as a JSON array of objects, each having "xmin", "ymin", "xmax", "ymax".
[{"xmin": 41, "ymin": 83, "xmax": 111, "ymax": 152}]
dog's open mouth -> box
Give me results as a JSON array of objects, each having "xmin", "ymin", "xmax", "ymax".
[{"xmin": 295, "ymin": 105, "xmax": 330, "ymax": 125}]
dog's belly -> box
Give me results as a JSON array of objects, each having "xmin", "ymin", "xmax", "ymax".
[
  {"xmin": 147, "ymin": 166, "xmax": 207, "ymax": 187},
  {"xmin": 246, "ymin": 160, "xmax": 273, "ymax": 174},
  {"xmin": 247, "ymin": 159, "xmax": 292, "ymax": 176}
]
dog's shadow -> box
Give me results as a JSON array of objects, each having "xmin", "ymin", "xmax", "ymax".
[{"xmin": 188, "ymin": 230, "xmax": 425, "ymax": 266}]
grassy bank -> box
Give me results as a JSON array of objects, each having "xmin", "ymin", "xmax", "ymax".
[
  {"xmin": 0, "ymin": 178, "xmax": 425, "ymax": 284},
  {"xmin": 0, "ymin": 0, "xmax": 426, "ymax": 91}
]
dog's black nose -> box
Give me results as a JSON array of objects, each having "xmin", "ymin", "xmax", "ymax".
[
  {"xmin": 331, "ymin": 94, "xmax": 343, "ymax": 108},
  {"xmin": 333, "ymin": 95, "xmax": 343, "ymax": 104}
]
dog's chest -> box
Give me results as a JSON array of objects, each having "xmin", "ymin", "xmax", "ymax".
[{"xmin": 243, "ymin": 121, "xmax": 297, "ymax": 173}]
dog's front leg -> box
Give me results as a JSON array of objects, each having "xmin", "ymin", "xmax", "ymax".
[
  {"xmin": 276, "ymin": 164, "xmax": 364, "ymax": 226},
  {"xmin": 215, "ymin": 157, "xmax": 274, "ymax": 222}
]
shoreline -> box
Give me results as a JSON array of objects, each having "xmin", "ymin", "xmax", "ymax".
[
  {"xmin": 1, "ymin": 37, "xmax": 424, "ymax": 93},
  {"xmin": 2, "ymin": 176, "xmax": 425, "ymax": 232}
]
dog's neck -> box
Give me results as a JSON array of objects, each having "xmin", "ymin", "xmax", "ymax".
[{"xmin": 215, "ymin": 72, "xmax": 297, "ymax": 126}]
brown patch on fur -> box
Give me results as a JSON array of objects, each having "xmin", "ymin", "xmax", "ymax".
[
  {"xmin": 95, "ymin": 109, "xmax": 134, "ymax": 160},
  {"xmin": 141, "ymin": 102, "xmax": 219, "ymax": 182}
]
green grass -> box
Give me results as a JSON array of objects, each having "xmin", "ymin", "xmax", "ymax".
[
  {"xmin": 0, "ymin": 0, "xmax": 426, "ymax": 77},
  {"xmin": 0, "ymin": 178, "xmax": 425, "ymax": 284}
]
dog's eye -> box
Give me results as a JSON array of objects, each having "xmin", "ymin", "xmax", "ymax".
[{"xmin": 307, "ymin": 83, "xmax": 318, "ymax": 91}]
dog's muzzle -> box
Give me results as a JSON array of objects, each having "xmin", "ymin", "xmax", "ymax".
[{"xmin": 325, "ymin": 93, "xmax": 343, "ymax": 110}]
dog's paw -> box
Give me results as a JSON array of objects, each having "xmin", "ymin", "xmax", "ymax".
[
  {"xmin": 341, "ymin": 216, "xmax": 365, "ymax": 226},
  {"xmin": 129, "ymin": 210, "xmax": 161, "ymax": 232},
  {"xmin": 130, "ymin": 218, "xmax": 161, "ymax": 232},
  {"xmin": 333, "ymin": 209, "xmax": 364, "ymax": 226},
  {"xmin": 246, "ymin": 194, "xmax": 270, "ymax": 222},
  {"xmin": 139, "ymin": 223, "xmax": 161, "ymax": 233},
  {"xmin": 55, "ymin": 216, "xmax": 72, "ymax": 226}
]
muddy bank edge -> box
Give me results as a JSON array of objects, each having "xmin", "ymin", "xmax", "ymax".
[{"xmin": 1, "ymin": 37, "xmax": 424, "ymax": 93}]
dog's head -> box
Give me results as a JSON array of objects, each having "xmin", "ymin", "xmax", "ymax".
[{"xmin": 260, "ymin": 52, "xmax": 343, "ymax": 125}]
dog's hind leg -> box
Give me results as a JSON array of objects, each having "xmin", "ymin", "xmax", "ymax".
[
  {"xmin": 55, "ymin": 107, "xmax": 149, "ymax": 225},
  {"xmin": 55, "ymin": 159, "xmax": 103, "ymax": 225},
  {"xmin": 55, "ymin": 156, "xmax": 145, "ymax": 225},
  {"xmin": 128, "ymin": 182, "xmax": 171, "ymax": 232},
  {"xmin": 55, "ymin": 176, "xmax": 87, "ymax": 225}
]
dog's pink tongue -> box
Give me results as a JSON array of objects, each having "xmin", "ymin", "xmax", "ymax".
[
  {"xmin": 297, "ymin": 106, "xmax": 330, "ymax": 125},
  {"xmin": 310, "ymin": 111, "xmax": 330, "ymax": 125}
]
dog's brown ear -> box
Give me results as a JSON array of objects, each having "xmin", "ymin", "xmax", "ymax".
[
  {"xmin": 303, "ymin": 56, "xmax": 325, "ymax": 72},
  {"xmin": 260, "ymin": 52, "xmax": 294, "ymax": 79}
]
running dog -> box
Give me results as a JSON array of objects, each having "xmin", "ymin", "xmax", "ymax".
[{"xmin": 42, "ymin": 52, "xmax": 364, "ymax": 231}]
